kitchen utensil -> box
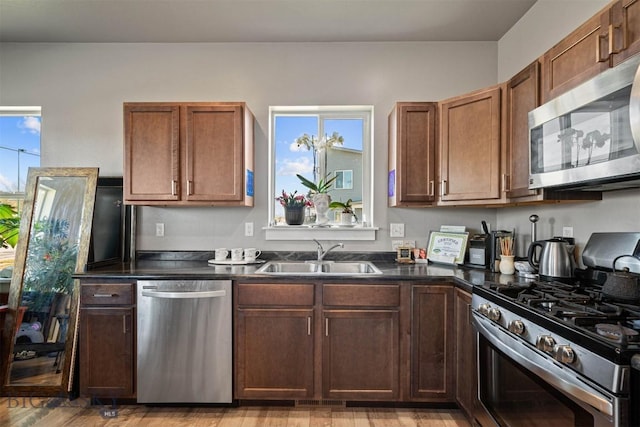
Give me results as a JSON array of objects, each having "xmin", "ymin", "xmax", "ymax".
[
  {"xmin": 527, "ymin": 238, "xmax": 576, "ymax": 280},
  {"xmin": 602, "ymin": 255, "xmax": 640, "ymax": 302},
  {"xmin": 481, "ymin": 220, "xmax": 490, "ymax": 234}
]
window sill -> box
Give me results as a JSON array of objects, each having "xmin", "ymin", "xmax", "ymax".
[{"xmin": 264, "ymin": 225, "xmax": 378, "ymax": 241}]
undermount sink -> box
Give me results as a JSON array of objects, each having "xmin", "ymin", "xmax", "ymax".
[{"xmin": 255, "ymin": 261, "xmax": 383, "ymax": 275}]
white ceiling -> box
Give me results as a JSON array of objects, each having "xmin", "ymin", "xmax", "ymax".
[{"xmin": 0, "ymin": 0, "xmax": 537, "ymax": 43}]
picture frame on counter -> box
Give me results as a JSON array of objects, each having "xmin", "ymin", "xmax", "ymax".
[{"xmin": 426, "ymin": 231, "xmax": 469, "ymax": 265}]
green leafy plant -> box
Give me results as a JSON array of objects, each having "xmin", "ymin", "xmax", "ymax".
[
  {"xmin": 296, "ymin": 173, "xmax": 337, "ymax": 195},
  {"xmin": 329, "ymin": 199, "xmax": 357, "ymax": 221},
  {"xmin": 0, "ymin": 203, "xmax": 21, "ymax": 249}
]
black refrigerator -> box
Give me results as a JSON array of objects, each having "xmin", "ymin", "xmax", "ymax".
[{"xmin": 86, "ymin": 177, "xmax": 134, "ymax": 268}]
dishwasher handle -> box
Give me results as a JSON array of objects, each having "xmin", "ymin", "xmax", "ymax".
[{"xmin": 141, "ymin": 289, "xmax": 227, "ymax": 299}]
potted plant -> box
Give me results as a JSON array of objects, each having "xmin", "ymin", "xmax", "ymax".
[
  {"xmin": 330, "ymin": 199, "xmax": 357, "ymax": 225},
  {"xmin": 296, "ymin": 174, "xmax": 337, "ymax": 224},
  {"xmin": 275, "ymin": 190, "xmax": 311, "ymax": 225}
]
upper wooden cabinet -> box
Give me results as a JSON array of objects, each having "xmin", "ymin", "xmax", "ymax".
[
  {"xmin": 504, "ymin": 62, "xmax": 602, "ymax": 204},
  {"xmin": 124, "ymin": 102, "xmax": 254, "ymax": 206},
  {"xmin": 438, "ymin": 85, "xmax": 503, "ymax": 205},
  {"xmin": 541, "ymin": 0, "xmax": 640, "ymax": 103},
  {"xmin": 388, "ymin": 102, "xmax": 437, "ymax": 207}
]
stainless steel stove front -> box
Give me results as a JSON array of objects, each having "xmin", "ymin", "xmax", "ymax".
[{"xmin": 472, "ymin": 293, "xmax": 629, "ymax": 427}]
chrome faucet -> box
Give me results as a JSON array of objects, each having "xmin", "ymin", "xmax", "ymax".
[{"xmin": 313, "ymin": 239, "xmax": 344, "ymax": 262}]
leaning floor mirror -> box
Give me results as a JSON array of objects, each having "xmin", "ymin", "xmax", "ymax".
[{"xmin": 1, "ymin": 167, "xmax": 98, "ymax": 396}]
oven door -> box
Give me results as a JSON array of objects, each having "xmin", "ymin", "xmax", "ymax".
[{"xmin": 472, "ymin": 312, "xmax": 627, "ymax": 427}]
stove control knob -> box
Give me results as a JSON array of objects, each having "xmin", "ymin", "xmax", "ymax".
[
  {"xmin": 553, "ymin": 345, "xmax": 576, "ymax": 364},
  {"xmin": 536, "ymin": 335, "xmax": 556, "ymax": 352},
  {"xmin": 508, "ymin": 320, "xmax": 525, "ymax": 335},
  {"xmin": 478, "ymin": 303, "xmax": 491, "ymax": 316},
  {"xmin": 488, "ymin": 307, "xmax": 501, "ymax": 322}
]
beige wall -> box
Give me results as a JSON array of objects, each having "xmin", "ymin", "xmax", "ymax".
[
  {"xmin": 0, "ymin": 41, "xmax": 498, "ymax": 252},
  {"xmin": 2, "ymin": 0, "xmax": 637, "ymax": 254}
]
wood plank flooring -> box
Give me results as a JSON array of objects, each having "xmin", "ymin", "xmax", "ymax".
[{"xmin": 0, "ymin": 398, "xmax": 471, "ymax": 427}]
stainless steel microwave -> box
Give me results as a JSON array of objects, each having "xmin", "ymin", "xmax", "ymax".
[{"xmin": 528, "ymin": 55, "xmax": 640, "ymax": 191}]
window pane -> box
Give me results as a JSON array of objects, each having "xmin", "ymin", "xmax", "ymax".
[
  {"xmin": 0, "ymin": 115, "xmax": 41, "ymax": 193},
  {"xmin": 270, "ymin": 106, "xmax": 372, "ymax": 230}
]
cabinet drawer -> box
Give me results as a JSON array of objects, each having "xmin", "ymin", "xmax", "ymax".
[
  {"xmin": 237, "ymin": 283, "xmax": 314, "ymax": 306},
  {"xmin": 323, "ymin": 284, "xmax": 400, "ymax": 307},
  {"xmin": 81, "ymin": 283, "xmax": 134, "ymax": 306}
]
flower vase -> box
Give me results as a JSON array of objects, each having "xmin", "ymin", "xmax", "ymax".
[
  {"xmin": 284, "ymin": 206, "xmax": 305, "ymax": 225},
  {"xmin": 312, "ymin": 194, "xmax": 331, "ymax": 225}
]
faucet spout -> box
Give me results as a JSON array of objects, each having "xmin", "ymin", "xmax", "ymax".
[{"xmin": 313, "ymin": 239, "xmax": 344, "ymax": 262}]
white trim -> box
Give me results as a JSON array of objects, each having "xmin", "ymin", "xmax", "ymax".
[
  {"xmin": 264, "ymin": 226, "xmax": 378, "ymax": 241},
  {"xmin": 0, "ymin": 106, "xmax": 42, "ymax": 116},
  {"xmin": 268, "ymin": 105, "xmax": 374, "ymax": 240}
]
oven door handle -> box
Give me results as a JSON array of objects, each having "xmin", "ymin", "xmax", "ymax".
[{"xmin": 472, "ymin": 312, "xmax": 614, "ymax": 417}]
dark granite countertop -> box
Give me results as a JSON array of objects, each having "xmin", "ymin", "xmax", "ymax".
[{"xmin": 76, "ymin": 251, "xmax": 537, "ymax": 293}]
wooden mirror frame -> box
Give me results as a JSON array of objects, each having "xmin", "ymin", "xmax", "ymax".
[{"xmin": 1, "ymin": 167, "xmax": 98, "ymax": 396}]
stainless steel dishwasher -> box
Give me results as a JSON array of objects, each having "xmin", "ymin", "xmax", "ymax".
[{"xmin": 137, "ymin": 280, "xmax": 232, "ymax": 403}]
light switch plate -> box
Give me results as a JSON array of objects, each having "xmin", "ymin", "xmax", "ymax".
[
  {"xmin": 155, "ymin": 223, "xmax": 165, "ymax": 237},
  {"xmin": 245, "ymin": 222, "xmax": 254, "ymax": 237}
]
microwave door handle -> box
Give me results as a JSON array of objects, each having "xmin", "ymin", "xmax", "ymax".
[
  {"xmin": 140, "ymin": 289, "xmax": 227, "ymax": 299},
  {"xmin": 629, "ymin": 65, "xmax": 640, "ymax": 154},
  {"xmin": 472, "ymin": 313, "xmax": 614, "ymax": 417}
]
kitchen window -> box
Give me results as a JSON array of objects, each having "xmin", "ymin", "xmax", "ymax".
[
  {"xmin": 266, "ymin": 106, "xmax": 375, "ymax": 240},
  {"xmin": 0, "ymin": 106, "xmax": 41, "ymax": 267}
]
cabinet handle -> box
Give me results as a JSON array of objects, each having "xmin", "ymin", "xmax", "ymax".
[
  {"xmin": 596, "ymin": 31, "xmax": 610, "ymax": 62},
  {"xmin": 171, "ymin": 180, "xmax": 177, "ymax": 196},
  {"xmin": 307, "ymin": 317, "xmax": 312, "ymax": 336},
  {"xmin": 92, "ymin": 293, "xmax": 116, "ymax": 298},
  {"xmin": 440, "ymin": 180, "xmax": 447, "ymax": 196},
  {"xmin": 609, "ymin": 23, "xmax": 626, "ymax": 55},
  {"xmin": 325, "ymin": 318, "xmax": 329, "ymax": 336},
  {"xmin": 467, "ymin": 303, "xmax": 472, "ymax": 326},
  {"xmin": 429, "ymin": 180, "xmax": 435, "ymax": 197},
  {"xmin": 122, "ymin": 314, "xmax": 127, "ymax": 334},
  {"xmin": 187, "ymin": 180, "xmax": 193, "ymax": 195},
  {"xmin": 502, "ymin": 174, "xmax": 510, "ymax": 192}
]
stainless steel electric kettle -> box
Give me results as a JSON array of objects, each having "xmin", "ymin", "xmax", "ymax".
[{"xmin": 527, "ymin": 238, "xmax": 576, "ymax": 281}]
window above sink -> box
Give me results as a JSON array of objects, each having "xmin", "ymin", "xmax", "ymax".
[{"xmin": 266, "ymin": 105, "xmax": 376, "ymax": 241}]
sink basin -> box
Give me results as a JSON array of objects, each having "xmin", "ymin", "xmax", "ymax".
[{"xmin": 255, "ymin": 261, "xmax": 382, "ymax": 275}]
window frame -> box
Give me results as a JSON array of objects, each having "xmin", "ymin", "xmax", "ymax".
[
  {"xmin": 333, "ymin": 169, "xmax": 354, "ymax": 190},
  {"xmin": 266, "ymin": 105, "xmax": 376, "ymax": 241}
]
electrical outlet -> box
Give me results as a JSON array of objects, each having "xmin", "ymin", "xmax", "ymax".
[
  {"xmin": 562, "ymin": 226, "xmax": 574, "ymax": 238},
  {"xmin": 155, "ymin": 223, "xmax": 164, "ymax": 237},
  {"xmin": 245, "ymin": 222, "xmax": 254, "ymax": 237},
  {"xmin": 390, "ymin": 223, "xmax": 405, "ymax": 237}
]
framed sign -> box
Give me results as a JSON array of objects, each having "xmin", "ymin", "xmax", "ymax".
[{"xmin": 427, "ymin": 231, "xmax": 469, "ymax": 265}]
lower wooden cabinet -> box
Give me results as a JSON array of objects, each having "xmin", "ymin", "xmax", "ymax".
[
  {"xmin": 411, "ymin": 284, "xmax": 455, "ymax": 401},
  {"xmin": 236, "ymin": 308, "xmax": 314, "ymax": 398},
  {"xmin": 455, "ymin": 288, "xmax": 478, "ymax": 421},
  {"xmin": 79, "ymin": 282, "xmax": 135, "ymax": 398},
  {"xmin": 235, "ymin": 282, "xmax": 402, "ymax": 401},
  {"xmin": 322, "ymin": 283, "xmax": 400, "ymax": 400}
]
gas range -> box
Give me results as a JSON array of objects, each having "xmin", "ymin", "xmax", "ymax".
[{"xmin": 472, "ymin": 232, "xmax": 640, "ymax": 427}]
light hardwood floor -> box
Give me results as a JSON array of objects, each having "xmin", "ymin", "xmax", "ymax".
[{"xmin": 0, "ymin": 398, "xmax": 472, "ymax": 427}]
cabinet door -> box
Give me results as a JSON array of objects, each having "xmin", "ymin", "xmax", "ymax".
[
  {"xmin": 235, "ymin": 308, "xmax": 314, "ymax": 399},
  {"xmin": 411, "ymin": 285, "xmax": 454, "ymax": 400},
  {"xmin": 505, "ymin": 61, "xmax": 540, "ymax": 199},
  {"xmin": 184, "ymin": 104, "xmax": 244, "ymax": 202},
  {"xmin": 611, "ymin": 0, "xmax": 640, "ymax": 66},
  {"xmin": 455, "ymin": 289, "xmax": 477, "ymax": 421},
  {"xmin": 79, "ymin": 307, "xmax": 134, "ymax": 398},
  {"xmin": 388, "ymin": 102, "xmax": 437, "ymax": 206},
  {"xmin": 541, "ymin": 10, "xmax": 610, "ymax": 103},
  {"xmin": 439, "ymin": 86, "xmax": 502, "ymax": 202},
  {"xmin": 323, "ymin": 310, "xmax": 399, "ymax": 400},
  {"xmin": 124, "ymin": 104, "xmax": 180, "ymax": 202}
]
